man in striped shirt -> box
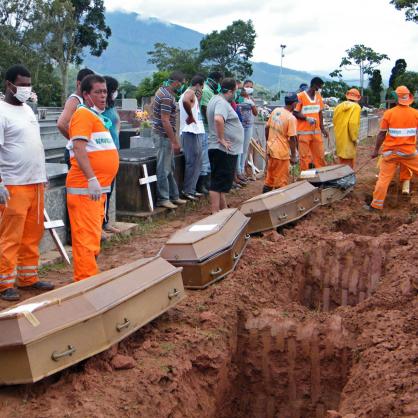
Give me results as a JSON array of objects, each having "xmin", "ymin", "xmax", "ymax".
[{"xmin": 152, "ymin": 72, "xmax": 187, "ymax": 209}]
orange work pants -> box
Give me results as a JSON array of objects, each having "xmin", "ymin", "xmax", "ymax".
[
  {"xmin": 0, "ymin": 184, "xmax": 44, "ymax": 291},
  {"xmin": 372, "ymin": 154, "xmax": 418, "ymax": 209},
  {"xmin": 298, "ymin": 134, "xmax": 325, "ymax": 171},
  {"xmin": 338, "ymin": 157, "xmax": 355, "ymax": 169},
  {"xmin": 399, "ymin": 164, "xmax": 412, "ymax": 181},
  {"xmin": 264, "ymin": 158, "xmax": 290, "ymax": 189},
  {"xmin": 67, "ymin": 194, "xmax": 105, "ymax": 281}
]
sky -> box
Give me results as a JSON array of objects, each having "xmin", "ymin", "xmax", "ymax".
[{"xmin": 105, "ymin": 0, "xmax": 417, "ymax": 81}]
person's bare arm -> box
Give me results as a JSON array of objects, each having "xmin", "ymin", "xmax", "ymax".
[
  {"xmin": 161, "ymin": 112, "xmax": 180, "ymax": 153},
  {"xmin": 319, "ymin": 110, "xmax": 328, "ymax": 138},
  {"xmin": 289, "ymin": 135, "xmax": 298, "ymax": 164},
  {"xmin": 57, "ymin": 98, "xmax": 79, "ymax": 139},
  {"xmin": 214, "ymin": 114, "xmax": 232, "ymax": 150},
  {"xmin": 265, "ymin": 125, "xmax": 270, "ymax": 143},
  {"xmin": 251, "ymin": 104, "xmax": 258, "ymax": 116},
  {"xmin": 372, "ymin": 130, "xmax": 386, "ymax": 158},
  {"xmin": 72, "ymin": 140, "xmax": 95, "ymax": 179},
  {"xmin": 293, "ymin": 110, "xmax": 307, "ymax": 121},
  {"xmin": 182, "ymin": 90, "xmax": 196, "ymax": 124}
]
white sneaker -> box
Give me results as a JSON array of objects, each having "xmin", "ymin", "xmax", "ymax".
[
  {"xmin": 402, "ymin": 180, "xmax": 410, "ymax": 195},
  {"xmin": 172, "ymin": 198, "xmax": 187, "ymax": 205},
  {"xmin": 158, "ymin": 201, "xmax": 178, "ymax": 209}
]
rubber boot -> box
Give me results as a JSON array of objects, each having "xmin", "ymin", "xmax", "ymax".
[
  {"xmin": 402, "ymin": 180, "xmax": 410, "ymax": 195},
  {"xmin": 262, "ymin": 185, "xmax": 273, "ymax": 194}
]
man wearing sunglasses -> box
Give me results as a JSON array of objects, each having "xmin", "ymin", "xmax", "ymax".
[{"xmin": 66, "ymin": 74, "xmax": 119, "ymax": 281}]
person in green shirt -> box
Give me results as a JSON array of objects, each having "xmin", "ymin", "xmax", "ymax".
[{"xmin": 198, "ymin": 71, "xmax": 223, "ymax": 194}]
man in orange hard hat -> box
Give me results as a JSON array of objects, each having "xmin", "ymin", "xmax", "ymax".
[
  {"xmin": 333, "ymin": 88, "xmax": 362, "ymax": 169},
  {"xmin": 368, "ymin": 86, "xmax": 418, "ymax": 210}
]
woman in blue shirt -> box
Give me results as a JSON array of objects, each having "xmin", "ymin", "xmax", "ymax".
[{"xmin": 102, "ymin": 76, "xmax": 121, "ymax": 234}]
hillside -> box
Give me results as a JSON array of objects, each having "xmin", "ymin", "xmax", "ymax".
[{"xmin": 84, "ymin": 11, "xmax": 316, "ymax": 91}]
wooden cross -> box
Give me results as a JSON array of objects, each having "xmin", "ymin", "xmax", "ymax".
[
  {"xmin": 138, "ymin": 164, "xmax": 157, "ymax": 212},
  {"xmin": 43, "ymin": 209, "xmax": 71, "ymax": 264}
]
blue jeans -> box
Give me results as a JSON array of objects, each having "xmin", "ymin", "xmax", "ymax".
[
  {"xmin": 153, "ymin": 134, "xmax": 179, "ymax": 204},
  {"xmin": 181, "ymin": 132, "xmax": 203, "ymax": 194},
  {"xmin": 237, "ymin": 125, "xmax": 253, "ymax": 175},
  {"xmin": 201, "ymin": 132, "xmax": 211, "ymax": 175}
]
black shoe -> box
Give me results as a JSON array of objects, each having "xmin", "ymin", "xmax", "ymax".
[
  {"xmin": 363, "ymin": 204, "xmax": 381, "ymax": 213},
  {"xmin": 194, "ymin": 192, "xmax": 204, "ymax": 198},
  {"xmin": 182, "ymin": 192, "xmax": 198, "ymax": 201},
  {"xmin": 19, "ymin": 281, "xmax": 55, "ymax": 291},
  {"xmin": 1, "ymin": 288, "xmax": 20, "ymax": 301},
  {"xmin": 262, "ymin": 185, "xmax": 273, "ymax": 194},
  {"xmin": 196, "ymin": 175, "xmax": 209, "ymax": 195}
]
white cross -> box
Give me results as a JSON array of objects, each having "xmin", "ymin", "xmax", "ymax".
[
  {"xmin": 44, "ymin": 209, "xmax": 70, "ymax": 264},
  {"xmin": 138, "ymin": 164, "xmax": 157, "ymax": 212},
  {"xmin": 248, "ymin": 155, "xmax": 261, "ymax": 175}
]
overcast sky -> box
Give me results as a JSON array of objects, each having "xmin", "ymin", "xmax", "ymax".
[{"xmin": 105, "ymin": 0, "xmax": 417, "ymax": 81}]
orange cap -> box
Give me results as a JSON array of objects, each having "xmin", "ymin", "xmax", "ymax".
[
  {"xmin": 346, "ymin": 88, "xmax": 361, "ymax": 102},
  {"xmin": 395, "ymin": 85, "xmax": 414, "ymax": 106}
]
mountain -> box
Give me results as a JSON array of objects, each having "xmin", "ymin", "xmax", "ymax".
[{"xmin": 84, "ymin": 11, "xmax": 316, "ymax": 91}]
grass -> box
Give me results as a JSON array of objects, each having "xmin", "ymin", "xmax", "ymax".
[{"xmin": 38, "ymin": 261, "xmax": 67, "ymax": 277}]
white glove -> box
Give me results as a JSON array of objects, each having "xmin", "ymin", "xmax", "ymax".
[
  {"xmin": 0, "ymin": 182, "xmax": 10, "ymax": 205},
  {"xmin": 306, "ymin": 117, "xmax": 316, "ymax": 126},
  {"xmin": 87, "ymin": 177, "xmax": 102, "ymax": 201}
]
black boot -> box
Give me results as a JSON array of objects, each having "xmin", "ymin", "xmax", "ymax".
[
  {"xmin": 262, "ymin": 185, "xmax": 273, "ymax": 194},
  {"xmin": 197, "ymin": 175, "xmax": 209, "ymax": 195}
]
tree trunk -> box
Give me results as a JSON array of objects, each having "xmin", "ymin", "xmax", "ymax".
[{"xmin": 60, "ymin": 63, "xmax": 69, "ymax": 106}]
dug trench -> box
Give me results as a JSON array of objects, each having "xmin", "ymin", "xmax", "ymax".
[{"xmin": 0, "ymin": 151, "xmax": 417, "ymax": 417}]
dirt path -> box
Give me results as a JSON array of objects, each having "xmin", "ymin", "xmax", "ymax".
[{"xmin": 0, "ymin": 141, "xmax": 417, "ymax": 418}]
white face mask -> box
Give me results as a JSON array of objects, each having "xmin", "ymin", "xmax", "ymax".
[
  {"xmin": 87, "ymin": 94, "xmax": 105, "ymax": 113},
  {"xmin": 244, "ymin": 87, "xmax": 254, "ymax": 95},
  {"xmin": 12, "ymin": 85, "xmax": 32, "ymax": 103},
  {"xmin": 317, "ymin": 88, "xmax": 323, "ymax": 94},
  {"xmin": 111, "ymin": 90, "xmax": 118, "ymax": 101}
]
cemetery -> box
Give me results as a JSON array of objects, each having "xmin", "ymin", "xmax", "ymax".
[{"xmin": 0, "ymin": 0, "xmax": 417, "ymax": 417}]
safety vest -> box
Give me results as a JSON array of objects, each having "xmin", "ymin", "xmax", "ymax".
[{"xmin": 295, "ymin": 91, "xmax": 324, "ymax": 136}]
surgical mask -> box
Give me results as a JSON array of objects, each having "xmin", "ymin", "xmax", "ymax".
[
  {"xmin": 87, "ymin": 94, "xmax": 105, "ymax": 113},
  {"xmin": 318, "ymin": 88, "xmax": 322, "ymax": 94},
  {"xmin": 12, "ymin": 84, "xmax": 32, "ymax": 103},
  {"xmin": 244, "ymin": 87, "xmax": 254, "ymax": 95},
  {"xmin": 111, "ymin": 90, "xmax": 118, "ymax": 101}
]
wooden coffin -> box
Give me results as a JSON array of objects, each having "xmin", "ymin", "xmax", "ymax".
[
  {"xmin": 0, "ymin": 257, "xmax": 185, "ymax": 385},
  {"xmin": 299, "ymin": 164, "xmax": 355, "ymax": 205},
  {"xmin": 159, "ymin": 208, "xmax": 250, "ymax": 289},
  {"xmin": 240, "ymin": 181, "xmax": 321, "ymax": 234}
]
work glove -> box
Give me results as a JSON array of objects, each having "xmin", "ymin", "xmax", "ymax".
[
  {"xmin": 0, "ymin": 182, "xmax": 10, "ymax": 205},
  {"xmin": 306, "ymin": 117, "xmax": 316, "ymax": 126},
  {"xmin": 87, "ymin": 177, "xmax": 102, "ymax": 201}
]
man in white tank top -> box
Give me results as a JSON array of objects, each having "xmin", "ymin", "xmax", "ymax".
[{"xmin": 179, "ymin": 75, "xmax": 206, "ymax": 200}]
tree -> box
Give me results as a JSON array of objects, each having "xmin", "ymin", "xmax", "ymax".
[
  {"xmin": 390, "ymin": 0, "xmax": 418, "ymax": 23},
  {"xmin": 147, "ymin": 43, "xmax": 204, "ymax": 80},
  {"xmin": 200, "ymin": 20, "xmax": 256, "ymax": 79},
  {"xmin": 395, "ymin": 71, "xmax": 418, "ymax": 94},
  {"xmin": 368, "ymin": 69, "xmax": 383, "ymax": 106},
  {"xmin": 136, "ymin": 71, "xmax": 169, "ymax": 101},
  {"xmin": 119, "ymin": 80, "xmax": 138, "ymax": 98},
  {"xmin": 389, "ymin": 58, "xmax": 407, "ymax": 88},
  {"xmin": 322, "ymin": 79, "xmax": 350, "ymax": 101},
  {"xmin": 331, "ymin": 44, "xmax": 389, "ymax": 94},
  {"xmin": 36, "ymin": 0, "xmax": 111, "ymax": 103}
]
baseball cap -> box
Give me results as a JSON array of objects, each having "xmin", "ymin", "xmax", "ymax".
[{"xmin": 285, "ymin": 92, "xmax": 299, "ymax": 105}]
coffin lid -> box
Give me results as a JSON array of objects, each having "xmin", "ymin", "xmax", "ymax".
[
  {"xmin": 240, "ymin": 181, "xmax": 317, "ymax": 214},
  {"xmin": 0, "ymin": 257, "xmax": 182, "ymax": 348},
  {"xmin": 299, "ymin": 164, "xmax": 354, "ymax": 183},
  {"xmin": 159, "ymin": 208, "xmax": 249, "ymax": 262}
]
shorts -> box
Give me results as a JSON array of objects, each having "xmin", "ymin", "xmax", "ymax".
[{"xmin": 208, "ymin": 149, "xmax": 238, "ymax": 193}]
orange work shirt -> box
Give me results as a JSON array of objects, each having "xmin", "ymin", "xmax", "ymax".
[
  {"xmin": 381, "ymin": 105, "xmax": 418, "ymax": 154},
  {"xmin": 295, "ymin": 91, "xmax": 324, "ymax": 134},
  {"xmin": 67, "ymin": 106, "xmax": 119, "ymax": 188},
  {"xmin": 266, "ymin": 107, "xmax": 297, "ymax": 160}
]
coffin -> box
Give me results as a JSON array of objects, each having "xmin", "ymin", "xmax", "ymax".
[
  {"xmin": 299, "ymin": 164, "xmax": 355, "ymax": 205},
  {"xmin": 0, "ymin": 257, "xmax": 185, "ymax": 385},
  {"xmin": 116, "ymin": 148, "xmax": 185, "ymax": 213},
  {"xmin": 159, "ymin": 208, "xmax": 250, "ymax": 289},
  {"xmin": 240, "ymin": 181, "xmax": 321, "ymax": 234}
]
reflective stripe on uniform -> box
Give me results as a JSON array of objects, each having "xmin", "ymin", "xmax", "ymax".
[
  {"xmin": 66, "ymin": 186, "xmax": 111, "ymax": 195},
  {"xmin": 17, "ymin": 265, "xmax": 38, "ymax": 270},
  {"xmin": 0, "ymin": 272, "xmax": 16, "ymax": 279},
  {"xmin": 388, "ymin": 128, "xmax": 417, "ymax": 137},
  {"xmin": 297, "ymin": 130, "xmax": 322, "ymax": 135},
  {"xmin": 301, "ymin": 105, "xmax": 321, "ymax": 115},
  {"xmin": 382, "ymin": 150, "xmax": 418, "ymax": 158},
  {"xmin": 17, "ymin": 272, "xmax": 38, "ymax": 277}
]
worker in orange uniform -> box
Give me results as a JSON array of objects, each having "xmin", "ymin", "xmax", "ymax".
[
  {"xmin": 333, "ymin": 88, "xmax": 362, "ymax": 169},
  {"xmin": 67, "ymin": 74, "xmax": 119, "ymax": 281},
  {"xmin": 263, "ymin": 93, "xmax": 298, "ymax": 192},
  {"xmin": 294, "ymin": 77, "xmax": 328, "ymax": 171},
  {"xmin": 369, "ymin": 86, "xmax": 418, "ymax": 210},
  {"xmin": 0, "ymin": 65, "xmax": 54, "ymax": 301}
]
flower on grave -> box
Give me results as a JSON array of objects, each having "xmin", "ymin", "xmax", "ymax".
[{"xmin": 135, "ymin": 109, "xmax": 149, "ymax": 122}]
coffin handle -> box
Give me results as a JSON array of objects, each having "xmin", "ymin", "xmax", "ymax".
[
  {"xmin": 51, "ymin": 345, "xmax": 76, "ymax": 362},
  {"xmin": 245, "ymin": 234, "xmax": 251, "ymax": 240},
  {"xmin": 116, "ymin": 318, "xmax": 131, "ymax": 332},
  {"xmin": 279, "ymin": 213, "xmax": 288, "ymax": 220},
  {"xmin": 168, "ymin": 288, "xmax": 181, "ymax": 300},
  {"xmin": 298, "ymin": 206, "xmax": 306, "ymax": 212},
  {"xmin": 233, "ymin": 252, "xmax": 240, "ymax": 260},
  {"xmin": 314, "ymin": 197, "xmax": 320, "ymax": 203},
  {"xmin": 210, "ymin": 267, "xmax": 222, "ymax": 276}
]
